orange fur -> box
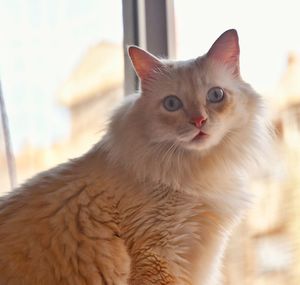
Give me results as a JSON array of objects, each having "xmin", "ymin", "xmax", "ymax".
[{"xmin": 0, "ymin": 30, "xmax": 271, "ymax": 285}]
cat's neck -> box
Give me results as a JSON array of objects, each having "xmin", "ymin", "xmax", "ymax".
[{"xmin": 99, "ymin": 130, "xmax": 251, "ymax": 217}]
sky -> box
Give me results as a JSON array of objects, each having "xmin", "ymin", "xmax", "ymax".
[{"xmin": 1, "ymin": 0, "xmax": 300, "ymax": 153}]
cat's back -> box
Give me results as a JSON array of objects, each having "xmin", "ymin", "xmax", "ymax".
[{"xmin": 0, "ymin": 148, "xmax": 131, "ymax": 285}]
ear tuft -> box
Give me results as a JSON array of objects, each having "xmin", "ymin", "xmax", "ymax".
[
  {"xmin": 207, "ymin": 29, "xmax": 240, "ymax": 75},
  {"xmin": 128, "ymin": 46, "xmax": 162, "ymax": 80}
]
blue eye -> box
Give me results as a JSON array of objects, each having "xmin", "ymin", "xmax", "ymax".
[
  {"xmin": 207, "ymin": 87, "xmax": 224, "ymax": 103},
  {"xmin": 163, "ymin": 95, "xmax": 183, "ymax": 112}
]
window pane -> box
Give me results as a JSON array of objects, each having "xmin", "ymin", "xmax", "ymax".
[
  {"xmin": 0, "ymin": 0, "xmax": 124, "ymax": 191},
  {"xmin": 174, "ymin": 0, "xmax": 300, "ymax": 92},
  {"xmin": 175, "ymin": 1, "xmax": 300, "ymax": 284}
]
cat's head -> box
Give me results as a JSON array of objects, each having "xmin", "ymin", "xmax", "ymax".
[{"xmin": 127, "ymin": 29, "xmax": 261, "ymax": 153}]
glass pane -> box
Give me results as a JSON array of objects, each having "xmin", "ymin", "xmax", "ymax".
[
  {"xmin": 175, "ymin": 0, "xmax": 300, "ymax": 92},
  {"xmin": 0, "ymin": 0, "xmax": 124, "ymax": 191},
  {"xmin": 175, "ymin": 1, "xmax": 300, "ymax": 284}
]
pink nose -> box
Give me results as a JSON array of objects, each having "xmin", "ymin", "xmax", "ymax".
[{"xmin": 191, "ymin": 115, "xmax": 207, "ymax": 128}]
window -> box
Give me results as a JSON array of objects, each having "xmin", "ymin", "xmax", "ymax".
[
  {"xmin": 0, "ymin": 1, "xmax": 124, "ymax": 189},
  {"xmin": 1, "ymin": 2, "xmax": 300, "ymax": 284},
  {"xmin": 174, "ymin": 0, "xmax": 300, "ymax": 92},
  {"xmin": 174, "ymin": 1, "xmax": 300, "ymax": 284}
]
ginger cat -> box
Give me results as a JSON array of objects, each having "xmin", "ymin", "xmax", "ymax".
[{"xmin": 0, "ymin": 30, "xmax": 270, "ymax": 285}]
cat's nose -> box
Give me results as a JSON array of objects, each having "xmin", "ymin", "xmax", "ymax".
[{"xmin": 190, "ymin": 115, "xmax": 207, "ymax": 128}]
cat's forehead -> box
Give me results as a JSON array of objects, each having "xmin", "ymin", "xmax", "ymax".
[
  {"xmin": 166, "ymin": 57, "xmax": 221, "ymax": 92},
  {"xmin": 176, "ymin": 60, "xmax": 207, "ymax": 84},
  {"xmin": 170, "ymin": 59, "xmax": 213, "ymax": 89}
]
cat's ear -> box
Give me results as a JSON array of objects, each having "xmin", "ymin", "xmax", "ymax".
[
  {"xmin": 128, "ymin": 46, "xmax": 163, "ymax": 80},
  {"xmin": 206, "ymin": 29, "xmax": 240, "ymax": 75}
]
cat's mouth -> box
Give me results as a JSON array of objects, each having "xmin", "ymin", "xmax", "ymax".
[{"xmin": 192, "ymin": 131, "xmax": 208, "ymax": 142}]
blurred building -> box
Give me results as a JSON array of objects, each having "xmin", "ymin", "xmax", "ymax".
[
  {"xmin": 57, "ymin": 42, "xmax": 123, "ymax": 142},
  {"xmin": 224, "ymin": 53, "xmax": 300, "ymax": 285},
  {"xmin": 0, "ymin": 42, "xmax": 123, "ymax": 192}
]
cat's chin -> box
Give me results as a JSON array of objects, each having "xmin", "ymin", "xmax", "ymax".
[{"xmin": 181, "ymin": 134, "xmax": 213, "ymax": 152}]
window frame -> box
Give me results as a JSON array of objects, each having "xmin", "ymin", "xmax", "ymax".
[{"xmin": 122, "ymin": 0, "xmax": 176, "ymax": 95}]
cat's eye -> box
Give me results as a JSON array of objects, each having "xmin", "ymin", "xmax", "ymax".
[
  {"xmin": 207, "ymin": 87, "xmax": 224, "ymax": 103},
  {"xmin": 163, "ymin": 95, "xmax": 183, "ymax": 112}
]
